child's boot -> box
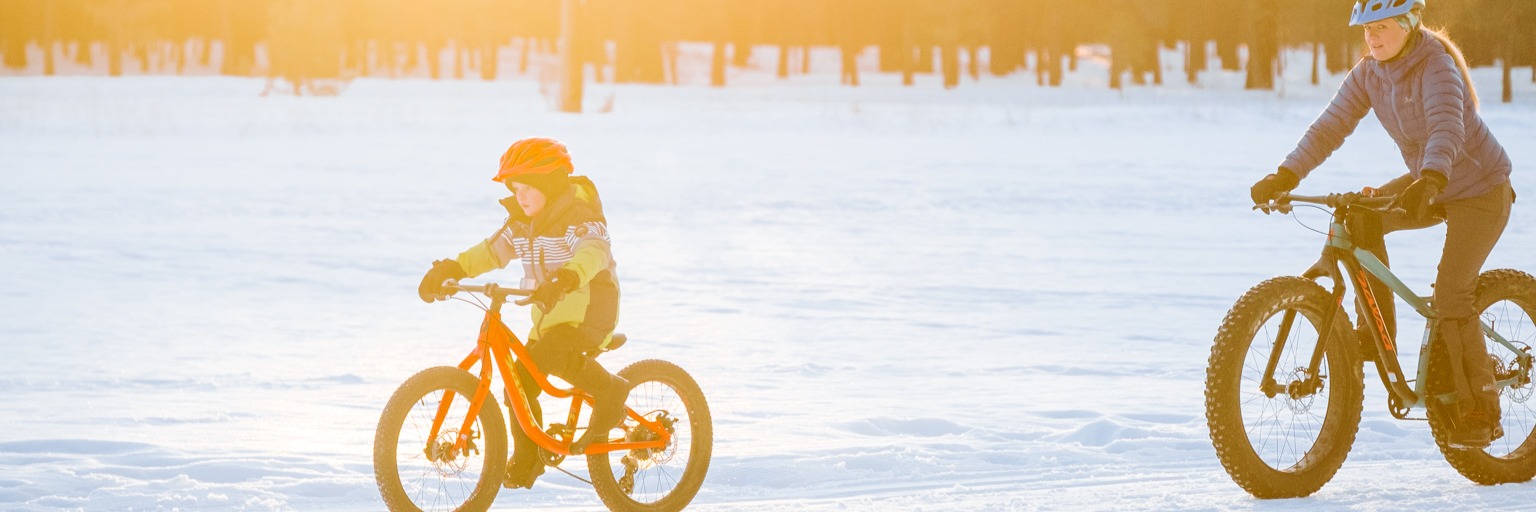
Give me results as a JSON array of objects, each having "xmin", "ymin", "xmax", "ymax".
[{"xmin": 565, "ymin": 360, "xmax": 630, "ymax": 455}]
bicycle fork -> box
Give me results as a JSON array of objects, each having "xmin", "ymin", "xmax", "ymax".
[
  {"xmin": 1258, "ymin": 248, "xmax": 1349, "ymax": 401},
  {"xmin": 1258, "ymin": 246, "xmax": 1422, "ymax": 412}
]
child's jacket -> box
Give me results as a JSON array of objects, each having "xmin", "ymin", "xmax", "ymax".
[{"xmin": 455, "ymin": 179, "xmax": 620, "ymax": 347}]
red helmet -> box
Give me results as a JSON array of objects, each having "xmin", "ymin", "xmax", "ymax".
[{"xmin": 493, "ymin": 137, "xmax": 572, "ymax": 182}]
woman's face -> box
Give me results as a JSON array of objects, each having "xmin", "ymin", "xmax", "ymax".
[
  {"xmin": 1363, "ymin": 19, "xmax": 1410, "ymax": 61},
  {"xmin": 509, "ymin": 181, "xmax": 547, "ymax": 217}
]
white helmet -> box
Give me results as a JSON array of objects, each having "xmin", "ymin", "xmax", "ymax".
[{"xmin": 1349, "ymin": 0, "xmax": 1425, "ymax": 26}]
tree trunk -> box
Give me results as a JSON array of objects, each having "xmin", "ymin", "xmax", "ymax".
[
  {"xmin": 1311, "ymin": 42, "xmax": 1320, "ymax": 85},
  {"xmin": 1186, "ymin": 40, "xmax": 1206, "ymax": 84},
  {"xmin": 481, "ymin": 43, "xmax": 498, "ymax": 81},
  {"xmin": 840, "ymin": 44, "xmax": 860, "ymax": 86},
  {"xmin": 427, "ymin": 43, "xmax": 442, "ymax": 79},
  {"xmin": 966, "ymin": 46, "xmax": 979, "ymax": 80},
  {"xmin": 1245, "ymin": 0, "xmax": 1277, "ymax": 90},
  {"xmin": 901, "ymin": 46, "xmax": 914, "ymax": 86},
  {"xmin": 1216, "ymin": 39, "xmax": 1240, "ymax": 71},
  {"xmin": 710, "ymin": 41, "xmax": 727, "ymax": 87},
  {"xmin": 358, "ymin": 40, "xmax": 371, "ymax": 77},
  {"xmin": 1504, "ymin": 56, "xmax": 1513, "ymax": 103},
  {"xmin": 519, "ymin": 38, "xmax": 530, "ymax": 74},
  {"xmin": 389, "ymin": 42, "xmax": 403, "ymax": 78},
  {"xmin": 668, "ymin": 42, "xmax": 680, "ymax": 84},
  {"xmin": 77, "ymin": 40, "xmax": 94, "ymax": 66},
  {"xmin": 43, "ymin": 41, "xmax": 56, "ymax": 75},
  {"xmin": 941, "ymin": 44, "xmax": 959, "ymax": 88},
  {"xmin": 990, "ymin": 41, "xmax": 1021, "ymax": 76},
  {"xmin": 1110, "ymin": 48, "xmax": 1123, "ymax": 89},
  {"xmin": 731, "ymin": 42, "xmax": 750, "ymax": 67},
  {"xmin": 1035, "ymin": 48, "xmax": 1046, "ymax": 86},
  {"xmin": 1049, "ymin": 48, "xmax": 1064, "ymax": 86},
  {"xmin": 174, "ymin": 39, "xmax": 186, "ymax": 74},
  {"xmin": 109, "ymin": 41, "xmax": 123, "ymax": 76},
  {"xmin": 777, "ymin": 45, "xmax": 789, "ymax": 79},
  {"xmin": 558, "ymin": 0, "xmax": 583, "ymax": 112},
  {"xmin": 453, "ymin": 44, "xmax": 464, "ymax": 80}
]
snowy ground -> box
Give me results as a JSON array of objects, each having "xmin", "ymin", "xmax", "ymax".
[{"xmin": 3, "ymin": 48, "xmax": 1536, "ymax": 510}]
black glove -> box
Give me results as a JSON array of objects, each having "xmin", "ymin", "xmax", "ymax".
[
  {"xmin": 418, "ymin": 259, "xmax": 467, "ymax": 303},
  {"xmin": 528, "ymin": 268, "xmax": 580, "ymax": 312},
  {"xmin": 1392, "ymin": 171, "xmax": 1447, "ymax": 223},
  {"xmin": 1250, "ymin": 167, "xmax": 1300, "ymax": 207}
]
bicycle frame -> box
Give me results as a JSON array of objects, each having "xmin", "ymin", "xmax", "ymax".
[
  {"xmin": 423, "ymin": 283, "xmax": 669, "ymax": 459},
  {"xmin": 1262, "ymin": 194, "xmax": 1529, "ymax": 418}
]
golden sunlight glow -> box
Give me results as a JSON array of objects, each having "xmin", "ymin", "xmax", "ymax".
[{"xmin": 0, "ymin": 1, "xmax": 1527, "ymax": 95}]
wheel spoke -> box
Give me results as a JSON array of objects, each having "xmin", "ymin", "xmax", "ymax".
[
  {"xmin": 376, "ymin": 369, "xmax": 503, "ymax": 512},
  {"xmin": 1235, "ymin": 307, "xmax": 1334, "ymax": 472}
]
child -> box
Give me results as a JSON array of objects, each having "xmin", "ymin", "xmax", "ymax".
[{"xmin": 417, "ymin": 137, "xmax": 627, "ymax": 488}]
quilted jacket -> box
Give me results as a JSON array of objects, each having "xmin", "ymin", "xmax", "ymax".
[{"xmin": 1281, "ymin": 29, "xmax": 1511, "ymax": 202}]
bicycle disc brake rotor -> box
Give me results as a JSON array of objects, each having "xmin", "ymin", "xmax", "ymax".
[
  {"xmin": 625, "ymin": 411, "xmax": 677, "ymax": 465},
  {"xmin": 1502, "ymin": 344, "xmax": 1535, "ymax": 404},
  {"xmin": 426, "ymin": 428, "xmax": 476, "ymax": 476},
  {"xmin": 1284, "ymin": 368, "xmax": 1318, "ymax": 413}
]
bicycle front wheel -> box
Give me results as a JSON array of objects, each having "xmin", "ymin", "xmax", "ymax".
[
  {"xmin": 587, "ymin": 359, "xmax": 713, "ymax": 512},
  {"xmin": 1206, "ymin": 276, "xmax": 1363, "ymax": 498},
  {"xmin": 1427, "ymin": 269, "xmax": 1536, "ymax": 485},
  {"xmin": 374, "ymin": 366, "xmax": 508, "ymax": 512}
]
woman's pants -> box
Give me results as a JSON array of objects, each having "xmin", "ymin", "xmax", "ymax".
[{"xmin": 1359, "ymin": 183, "xmax": 1512, "ymax": 420}]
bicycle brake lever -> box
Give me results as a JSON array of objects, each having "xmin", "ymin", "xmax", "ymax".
[{"xmin": 1252, "ymin": 202, "xmax": 1293, "ymax": 215}]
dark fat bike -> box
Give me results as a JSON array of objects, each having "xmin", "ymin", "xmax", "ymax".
[{"xmin": 1206, "ymin": 191, "xmax": 1536, "ymax": 498}]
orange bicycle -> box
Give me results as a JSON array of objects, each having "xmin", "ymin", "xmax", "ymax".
[{"xmin": 373, "ymin": 280, "xmax": 713, "ymax": 512}]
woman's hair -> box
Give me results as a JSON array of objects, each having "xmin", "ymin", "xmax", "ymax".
[{"xmin": 1423, "ymin": 27, "xmax": 1480, "ymax": 110}]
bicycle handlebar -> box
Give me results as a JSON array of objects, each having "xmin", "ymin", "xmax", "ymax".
[
  {"xmin": 1254, "ymin": 191, "xmax": 1397, "ymax": 214},
  {"xmin": 440, "ymin": 279, "xmax": 534, "ymax": 299}
]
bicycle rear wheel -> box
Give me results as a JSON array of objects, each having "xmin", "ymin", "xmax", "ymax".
[
  {"xmin": 587, "ymin": 359, "xmax": 712, "ymax": 512},
  {"xmin": 374, "ymin": 366, "xmax": 508, "ymax": 512},
  {"xmin": 1427, "ymin": 269, "xmax": 1536, "ymax": 484},
  {"xmin": 1206, "ymin": 276, "xmax": 1363, "ymax": 498}
]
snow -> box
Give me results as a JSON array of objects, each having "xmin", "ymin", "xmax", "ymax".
[{"xmin": 3, "ymin": 47, "xmax": 1536, "ymax": 510}]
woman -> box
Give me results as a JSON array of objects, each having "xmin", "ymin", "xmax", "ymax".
[{"xmin": 1250, "ymin": 0, "xmax": 1513, "ymax": 449}]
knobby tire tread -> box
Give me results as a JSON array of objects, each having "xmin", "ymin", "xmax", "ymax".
[
  {"xmin": 1425, "ymin": 269, "xmax": 1536, "ymax": 485},
  {"xmin": 587, "ymin": 359, "xmax": 713, "ymax": 512},
  {"xmin": 1206, "ymin": 276, "xmax": 1363, "ymax": 498},
  {"xmin": 374, "ymin": 366, "xmax": 509, "ymax": 512}
]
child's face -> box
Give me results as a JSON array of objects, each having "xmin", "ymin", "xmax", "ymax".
[{"xmin": 509, "ymin": 181, "xmax": 547, "ymax": 217}]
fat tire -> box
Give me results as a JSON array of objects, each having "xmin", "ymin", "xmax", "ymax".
[
  {"xmin": 1426, "ymin": 269, "xmax": 1536, "ymax": 485},
  {"xmin": 1206, "ymin": 276, "xmax": 1363, "ymax": 498},
  {"xmin": 374, "ymin": 366, "xmax": 508, "ymax": 512},
  {"xmin": 587, "ymin": 359, "xmax": 713, "ymax": 512}
]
